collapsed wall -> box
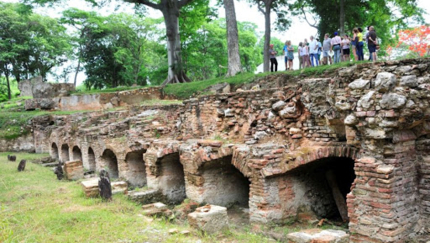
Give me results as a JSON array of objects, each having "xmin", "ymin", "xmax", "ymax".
[{"xmin": 29, "ymin": 58, "xmax": 430, "ymax": 242}]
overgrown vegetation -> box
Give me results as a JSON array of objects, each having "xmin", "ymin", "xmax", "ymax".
[{"xmin": 0, "ymin": 152, "xmax": 275, "ymax": 242}]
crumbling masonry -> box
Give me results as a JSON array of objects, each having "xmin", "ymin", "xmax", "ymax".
[{"xmin": 29, "ymin": 59, "xmax": 430, "ymax": 242}]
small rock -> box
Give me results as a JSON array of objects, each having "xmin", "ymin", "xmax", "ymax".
[
  {"xmin": 168, "ymin": 229, "xmax": 179, "ymax": 234},
  {"xmin": 400, "ymin": 75, "xmax": 418, "ymax": 88},
  {"xmin": 379, "ymin": 93, "xmax": 407, "ymax": 109},
  {"xmin": 272, "ymin": 101, "xmax": 286, "ymax": 111},
  {"xmin": 344, "ymin": 115, "xmax": 358, "ymax": 125},
  {"xmin": 357, "ymin": 91, "xmax": 375, "ymax": 109},
  {"xmin": 348, "ymin": 78, "xmax": 370, "ymax": 90},
  {"xmin": 374, "ymin": 72, "xmax": 397, "ymax": 92}
]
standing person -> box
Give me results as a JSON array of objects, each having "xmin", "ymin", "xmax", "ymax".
[
  {"xmin": 331, "ymin": 32, "xmax": 342, "ymax": 64},
  {"xmin": 286, "ymin": 40, "xmax": 294, "ymax": 70},
  {"xmin": 269, "ymin": 44, "xmax": 278, "ymax": 72},
  {"xmin": 367, "ymin": 26, "xmax": 378, "ymax": 62},
  {"xmin": 366, "ymin": 26, "xmax": 372, "ymax": 61},
  {"xmin": 356, "ymin": 27, "xmax": 364, "ymax": 60},
  {"xmin": 342, "ymin": 35, "xmax": 351, "ymax": 62},
  {"xmin": 351, "ymin": 31, "xmax": 358, "ymax": 61},
  {"xmin": 322, "ymin": 33, "xmax": 332, "ymax": 65},
  {"xmin": 303, "ymin": 40, "xmax": 310, "ymax": 68},
  {"xmin": 316, "ymin": 38, "xmax": 322, "ymax": 63},
  {"xmin": 309, "ymin": 36, "xmax": 319, "ymax": 66},
  {"xmin": 283, "ymin": 41, "xmax": 289, "ymax": 70},
  {"xmin": 298, "ymin": 42, "xmax": 304, "ymax": 69}
]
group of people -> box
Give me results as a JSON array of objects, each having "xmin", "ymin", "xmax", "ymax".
[{"xmin": 268, "ymin": 26, "xmax": 378, "ymax": 72}]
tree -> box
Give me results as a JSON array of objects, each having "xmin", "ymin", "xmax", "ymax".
[
  {"xmin": 249, "ymin": 0, "xmax": 290, "ymax": 72},
  {"xmin": 223, "ymin": 0, "xmax": 241, "ymax": 76},
  {"xmin": 123, "ymin": 0, "xmax": 197, "ymax": 85}
]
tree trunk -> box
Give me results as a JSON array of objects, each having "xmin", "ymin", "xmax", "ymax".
[
  {"xmin": 223, "ymin": 0, "xmax": 242, "ymax": 77},
  {"xmin": 5, "ymin": 71, "xmax": 11, "ymax": 100},
  {"xmin": 261, "ymin": 0, "xmax": 272, "ymax": 72},
  {"xmin": 339, "ymin": 0, "xmax": 345, "ymax": 36},
  {"xmin": 74, "ymin": 57, "xmax": 81, "ymax": 87},
  {"xmin": 161, "ymin": 2, "xmax": 190, "ymax": 86}
]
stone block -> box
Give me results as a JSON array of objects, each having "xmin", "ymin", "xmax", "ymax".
[
  {"xmin": 81, "ymin": 178, "xmax": 128, "ymax": 197},
  {"xmin": 287, "ymin": 229, "xmax": 349, "ymax": 243},
  {"xmin": 64, "ymin": 160, "xmax": 84, "ymax": 180},
  {"xmin": 188, "ymin": 205, "xmax": 228, "ymax": 234},
  {"xmin": 142, "ymin": 202, "xmax": 172, "ymax": 217},
  {"xmin": 128, "ymin": 189, "xmax": 165, "ymax": 204}
]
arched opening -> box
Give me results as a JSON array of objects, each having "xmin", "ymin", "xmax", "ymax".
[
  {"xmin": 125, "ymin": 150, "xmax": 147, "ymax": 187},
  {"xmin": 88, "ymin": 147, "xmax": 96, "ymax": 171},
  {"xmin": 157, "ymin": 153, "xmax": 186, "ymax": 204},
  {"xmin": 72, "ymin": 146, "xmax": 82, "ymax": 161},
  {"xmin": 199, "ymin": 155, "xmax": 250, "ymax": 208},
  {"xmin": 281, "ymin": 157, "xmax": 355, "ymax": 222},
  {"xmin": 101, "ymin": 149, "xmax": 119, "ymax": 179},
  {"xmin": 51, "ymin": 143, "xmax": 59, "ymax": 160},
  {"xmin": 61, "ymin": 144, "xmax": 69, "ymax": 162}
]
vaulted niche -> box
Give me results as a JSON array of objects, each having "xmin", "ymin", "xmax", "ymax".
[
  {"xmin": 125, "ymin": 150, "xmax": 147, "ymax": 187},
  {"xmin": 157, "ymin": 153, "xmax": 186, "ymax": 204},
  {"xmin": 61, "ymin": 144, "xmax": 69, "ymax": 162},
  {"xmin": 284, "ymin": 157, "xmax": 355, "ymax": 222},
  {"xmin": 101, "ymin": 149, "xmax": 119, "ymax": 179},
  {"xmin": 88, "ymin": 147, "xmax": 96, "ymax": 171},
  {"xmin": 72, "ymin": 146, "xmax": 82, "ymax": 161},
  {"xmin": 200, "ymin": 156, "xmax": 250, "ymax": 208},
  {"xmin": 51, "ymin": 143, "xmax": 59, "ymax": 160}
]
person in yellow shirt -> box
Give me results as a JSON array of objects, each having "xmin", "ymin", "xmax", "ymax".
[{"xmin": 354, "ymin": 27, "xmax": 364, "ymax": 60}]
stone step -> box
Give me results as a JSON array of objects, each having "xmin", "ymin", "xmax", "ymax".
[
  {"xmin": 81, "ymin": 178, "xmax": 128, "ymax": 198},
  {"xmin": 141, "ymin": 202, "xmax": 172, "ymax": 217},
  {"xmin": 128, "ymin": 189, "xmax": 165, "ymax": 205},
  {"xmin": 287, "ymin": 229, "xmax": 349, "ymax": 243},
  {"xmin": 41, "ymin": 162, "xmax": 59, "ymax": 167}
]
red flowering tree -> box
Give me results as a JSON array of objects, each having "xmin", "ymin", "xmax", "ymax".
[{"xmin": 397, "ymin": 25, "xmax": 430, "ymax": 57}]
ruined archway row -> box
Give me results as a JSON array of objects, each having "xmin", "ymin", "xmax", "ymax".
[{"xmin": 49, "ymin": 133, "xmax": 358, "ymax": 223}]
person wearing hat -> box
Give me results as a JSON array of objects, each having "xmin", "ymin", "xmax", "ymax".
[
  {"xmin": 269, "ymin": 44, "xmax": 278, "ymax": 72},
  {"xmin": 331, "ymin": 31, "xmax": 342, "ymax": 63}
]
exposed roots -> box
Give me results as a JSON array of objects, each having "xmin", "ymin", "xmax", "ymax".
[{"xmin": 161, "ymin": 71, "xmax": 191, "ymax": 87}]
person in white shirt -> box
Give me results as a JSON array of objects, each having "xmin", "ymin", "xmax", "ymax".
[
  {"xmin": 308, "ymin": 36, "xmax": 319, "ymax": 66},
  {"xmin": 331, "ymin": 31, "xmax": 342, "ymax": 63}
]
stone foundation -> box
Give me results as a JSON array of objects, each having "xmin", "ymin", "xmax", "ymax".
[{"xmin": 31, "ymin": 58, "xmax": 430, "ymax": 242}]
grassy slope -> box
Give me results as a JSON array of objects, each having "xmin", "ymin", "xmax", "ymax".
[
  {"xmin": 0, "ymin": 152, "xmax": 273, "ymax": 243},
  {"xmin": 164, "ymin": 61, "xmax": 359, "ymax": 99}
]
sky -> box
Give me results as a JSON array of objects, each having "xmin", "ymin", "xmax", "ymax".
[{"xmin": 2, "ymin": 0, "xmax": 430, "ymax": 84}]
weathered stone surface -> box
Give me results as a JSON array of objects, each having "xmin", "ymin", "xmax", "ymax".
[
  {"xmin": 344, "ymin": 114, "xmax": 358, "ymax": 125},
  {"xmin": 379, "ymin": 93, "xmax": 407, "ymax": 109},
  {"xmin": 349, "ymin": 78, "xmax": 370, "ymax": 90},
  {"xmin": 188, "ymin": 205, "xmax": 228, "ymax": 234},
  {"xmin": 25, "ymin": 98, "xmax": 56, "ymax": 110},
  {"xmin": 272, "ymin": 101, "xmax": 286, "ymax": 111},
  {"xmin": 357, "ymin": 91, "xmax": 375, "ymax": 109},
  {"xmin": 400, "ymin": 75, "xmax": 418, "ymax": 88},
  {"xmin": 81, "ymin": 178, "xmax": 127, "ymax": 197},
  {"xmin": 142, "ymin": 202, "xmax": 172, "ymax": 217},
  {"xmin": 374, "ymin": 72, "xmax": 397, "ymax": 92},
  {"xmin": 128, "ymin": 189, "xmax": 165, "ymax": 205},
  {"xmin": 64, "ymin": 160, "xmax": 84, "ymax": 180},
  {"xmin": 18, "ymin": 76, "xmax": 42, "ymax": 97},
  {"xmin": 287, "ymin": 229, "xmax": 349, "ymax": 243}
]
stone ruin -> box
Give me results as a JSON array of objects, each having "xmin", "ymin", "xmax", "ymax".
[{"xmin": 23, "ymin": 58, "xmax": 430, "ymax": 242}]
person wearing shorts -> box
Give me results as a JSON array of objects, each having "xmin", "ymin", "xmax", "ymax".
[{"xmin": 342, "ymin": 35, "xmax": 351, "ymax": 61}]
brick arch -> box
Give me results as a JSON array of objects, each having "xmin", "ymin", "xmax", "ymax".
[
  {"xmin": 61, "ymin": 144, "xmax": 70, "ymax": 163},
  {"xmin": 51, "ymin": 142, "xmax": 59, "ymax": 160},
  {"xmin": 262, "ymin": 146, "xmax": 360, "ymax": 177},
  {"xmin": 100, "ymin": 149, "xmax": 119, "ymax": 179},
  {"xmin": 72, "ymin": 145, "xmax": 82, "ymax": 161}
]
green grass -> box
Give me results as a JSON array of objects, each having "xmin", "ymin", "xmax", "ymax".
[
  {"xmin": 0, "ymin": 152, "xmax": 276, "ymax": 243},
  {"xmin": 71, "ymin": 85, "xmax": 148, "ymax": 95},
  {"xmin": 164, "ymin": 61, "xmax": 361, "ymax": 99},
  {"xmin": 0, "ymin": 110, "xmax": 93, "ymax": 140}
]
